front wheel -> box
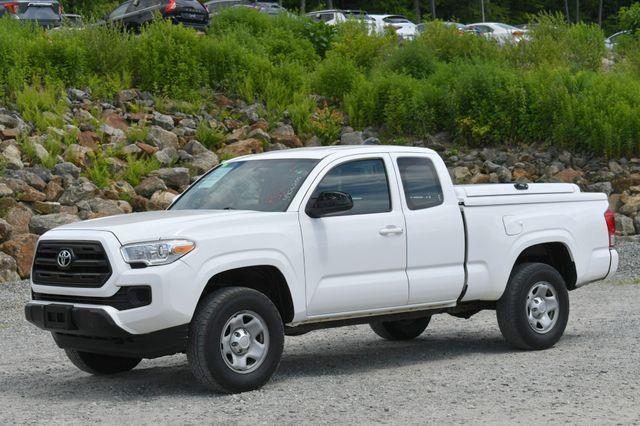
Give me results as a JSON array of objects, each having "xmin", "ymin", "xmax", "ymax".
[
  {"xmin": 496, "ymin": 262, "xmax": 569, "ymax": 350},
  {"xmin": 187, "ymin": 287, "xmax": 284, "ymax": 393},
  {"xmin": 370, "ymin": 316, "xmax": 431, "ymax": 341},
  {"xmin": 64, "ymin": 349, "xmax": 141, "ymax": 375}
]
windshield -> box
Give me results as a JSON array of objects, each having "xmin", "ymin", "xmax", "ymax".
[
  {"xmin": 171, "ymin": 159, "xmax": 319, "ymax": 212},
  {"xmin": 495, "ymin": 23, "xmax": 519, "ymax": 31}
]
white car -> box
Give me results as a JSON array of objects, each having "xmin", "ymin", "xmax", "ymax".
[
  {"xmin": 369, "ymin": 14, "xmax": 417, "ymax": 39},
  {"xmin": 466, "ymin": 22, "xmax": 528, "ymax": 44},
  {"xmin": 605, "ymin": 30, "xmax": 629, "ymax": 49},
  {"xmin": 305, "ymin": 9, "xmax": 376, "ymax": 32},
  {"xmin": 26, "ymin": 146, "xmax": 617, "ymax": 393}
]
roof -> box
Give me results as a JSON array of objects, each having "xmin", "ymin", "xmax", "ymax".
[{"xmin": 227, "ymin": 145, "xmax": 437, "ymax": 161}]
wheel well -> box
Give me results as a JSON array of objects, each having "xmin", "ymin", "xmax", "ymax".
[
  {"xmin": 200, "ymin": 266, "xmax": 294, "ymax": 323},
  {"xmin": 513, "ymin": 243, "xmax": 577, "ymax": 289}
]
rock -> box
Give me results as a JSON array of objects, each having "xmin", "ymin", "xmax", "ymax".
[
  {"xmin": 122, "ymin": 144, "xmax": 142, "ymax": 156},
  {"xmin": 240, "ymin": 103, "xmax": 261, "ymax": 122},
  {"xmin": 0, "ymin": 113, "xmax": 19, "ymax": 128},
  {"xmin": 471, "ymin": 173, "xmax": 491, "ymax": 184},
  {"xmin": 553, "ymin": 168, "xmax": 582, "ymax": 183},
  {"xmin": 150, "ymin": 167, "xmax": 190, "ymax": 191},
  {"xmin": 612, "ymin": 174, "xmax": 640, "ymax": 193},
  {"xmin": 184, "ymin": 140, "xmax": 208, "ymax": 155},
  {"xmin": 64, "ymin": 144, "xmax": 92, "ymax": 166},
  {"xmin": 264, "ymin": 143, "xmax": 287, "ymax": 151},
  {"xmin": 117, "ymin": 89, "xmax": 139, "ymax": 104},
  {"xmin": 136, "ymin": 142, "xmax": 159, "ymax": 155},
  {"xmin": 270, "ymin": 124, "xmax": 302, "ymax": 148},
  {"xmin": 305, "ymin": 136, "xmax": 322, "ymax": 147},
  {"xmin": 247, "ymin": 128, "xmax": 271, "ymax": 144},
  {"xmin": 98, "ymin": 123, "xmax": 125, "ymax": 139},
  {"xmin": 32, "ymin": 201, "xmax": 61, "ymax": 214},
  {"xmin": 225, "ymin": 127, "xmax": 247, "ymax": 144},
  {"xmin": 619, "ymin": 193, "xmax": 640, "ymax": 216},
  {"xmin": 147, "ymin": 126, "xmax": 179, "ymax": 150},
  {"xmin": 1, "ymin": 178, "xmax": 46, "ymax": 202},
  {"xmin": 340, "ymin": 131, "xmax": 364, "ymax": 145},
  {"xmin": 452, "ymin": 166, "xmax": 472, "ymax": 183},
  {"xmin": 29, "ymin": 213, "xmax": 80, "ymax": 235},
  {"xmin": 2, "ymin": 145, "xmax": 23, "ymax": 169},
  {"xmin": 44, "ymin": 181, "xmax": 64, "ymax": 202},
  {"xmin": 117, "ymin": 200, "xmax": 133, "ymax": 214},
  {"xmin": 52, "ymin": 162, "xmax": 81, "ymax": 179},
  {"xmin": 85, "ymin": 198, "xmax": 125, "ymax": 218},
  {"xmin": 608, "ymin": 160, "xmax": 624, "ymax": 175},
  {"xmin": 495, "ymin": 166, "xmax": 512, "ymax": 183},
  {"xmin": 587, "ymin": 182, "xmax": 613, "ymax": 195},
  {"xmin": 102, "ymin": 112, "xmax": 129, "ymax": 131},
  {"xmin": 187, "ymin": 151, "xmax": 219, "ymax": 174},
  {"xmin": 152, "ymin": 112, "xmax": 174, "ymax": 130},
  {"xmin": 109, "ymin": 180, "xmax": 136, "ymax": 197},
  {"xmin": 135, "ymin": 176, "xmax": 167, "ymax": 198},
  {"xmin": 0, "ymin": 218, "xmax": 12, "ymax": 242},
  {"xmin": 0, "ymin": 127, "xmax": 19, "ymax": 140},
  {"xmin": 179, "ymin": 118, "xmax": 197, "ymax": 129},
  {"xmin": 3, "ymin": 204, "xmax": 32, "ymax": 235},
  {"xmin": 0, "ymin": 183, "xmax": 13, "ymax": 197},
  {"xmin": 615, "ymin": 214, "xmax": 635, "ymax": 236},
  {"xmin": 0, "ymin": 233, "xmax": 38, "ymax": 278},
  {"xmin": 6, "ymin": 169, "xmax": 46, "ymax": 191},
  {"xmin": 219, "ymin": 139, "xmax": 263, "ymax": 157},
  {"xmin": 363, "ymin": 137, "xmax": 381, "ymax": 145},
  {"xmin": 77, "ymin": 131, "xmax": 100, "ymax": 150},
  {"xmin": 154, "ymin": 147, "xmax": 178, "ymax": 166},
  {"xmin": 58, "ymin": 180, "xmax": 99, "ymax": 205},
  {"xmin": 67, "ymin": 88, "xmax": 88, "ymax": 101},
  {"xmin": 150, "ymin": 190, "xmax": 177, "ymax": 209},
  {"xmin": 0, "ymin": 251, "xmax": 20, "ymax": 283}
]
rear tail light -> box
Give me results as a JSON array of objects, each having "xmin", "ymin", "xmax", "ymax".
[
  {"xmin": 512, "ymin": 31, "xmax": 524, "ymax": 37},
  {"xmin": 604, "ymin": 208, "xmax": 616, "ymax": 247},
  {"xmin": 4, "ymin": 3, "xmax": 17, "ymax": 14},
  {"xmin": 164, "ymin": 0, "xmax": 176, "ymax": 12}
]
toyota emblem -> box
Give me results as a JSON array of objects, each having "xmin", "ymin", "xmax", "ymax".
[{"xmin": 57, "ymin": 249, "xmax": 73, "ymax": 268}]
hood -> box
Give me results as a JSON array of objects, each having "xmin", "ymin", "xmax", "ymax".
[{"xmin": 57, "ymin": 210, "xmax": 252, "ymax": 244}]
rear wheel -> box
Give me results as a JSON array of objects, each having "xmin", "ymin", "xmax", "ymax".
[
  {"xmin": 370, "ymin": 317, "xmax": 431, "ymax": 341},
  {"xmin": 64, "ymin": 349, "xmax": 141, "ymax": 375},
  {"xmin": 187, "ymin": 287, "xmax": 284, "ymax": 393},
  {"xmin": 497, "ymin": 262, "xmax": 569, "ymax": 350}
]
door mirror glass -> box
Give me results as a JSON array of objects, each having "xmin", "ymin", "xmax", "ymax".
[{"xmin": 306, "ymin": 191, "xmax": 354, "ymax": 218}]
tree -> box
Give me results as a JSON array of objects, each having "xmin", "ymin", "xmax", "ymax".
[
  {"xmin": 564, "ymin": 0, "xmax": 571, "ymax": 22},
  {"xmin": 576, "ymin": 0, "xmax": 580, "ymax": 23},
  {"xmin": 414, "ymin": 0, "xmax": 421, "ymax": 21},
  {"xmin": 598, "ymin": 0, "xmax": 604, "ymax": 26},
  {"xmin": 430, "ymin": 0, "xmax": 436, "ymax": 19},
  {"xmin": 327, "ymin": 0, "xmax": 334, "ymax": 9},
  {"xmin": 300, "ymin": 0, "xmax": 305, "ymax": 13}
]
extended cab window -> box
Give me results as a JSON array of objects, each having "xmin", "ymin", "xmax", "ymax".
[
  {"xmin": 397, "ymin": 157, "xmax": 443, "ymax": 210},
  {"xmin": 171, "ymin": 159, "xmax": 318, "ymax": 212},
  {"xmin": 312, "ymin": 158, "xmax": 391, "ymax": 216}
]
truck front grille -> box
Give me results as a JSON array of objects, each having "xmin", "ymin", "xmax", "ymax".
[
  {"xmin": 32, "ymin": 286, "xmax": 151, "ymax": 311},
  {"xmin": 32, "ymin": 241, "xmax": 112, "ymax": 287}
]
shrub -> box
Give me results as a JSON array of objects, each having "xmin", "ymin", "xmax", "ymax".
[
  {"xmin": 383, "ymin": 41, "xmax": 437, "ymax": 79},
  {"xmin": 122, "ymin": 155, "xmax": 160, "ymax": 186},
  {"xmin": 195, "ymin": 121, "xmax": 225, "ymax": 150},
  {"xmin": 14, "ymin": 80, "xmax": 67, "ymax": 131},
  {"xmin": 84, "ymin": 152, "xmax": 113, "ymax": 189},
  {"xmin": 330, "ymin": 20, "xmax": 395, "ymax": 71},
  {"xmin": 417, "ymin": 21, "xmax": 501, "ymax": 63},
  {"xmin": 310, "ymin": 53, "xmax": 363, "ymax": 103}
]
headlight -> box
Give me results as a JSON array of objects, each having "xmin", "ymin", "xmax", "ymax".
[{"xmin": 121, "ymin": 239, "xmax": 195, "ymax": 266}]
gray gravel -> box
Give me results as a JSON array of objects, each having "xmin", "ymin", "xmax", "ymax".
[{"xmin": 1, "ymin": 243, "xmax": 639, "ymax": 424}]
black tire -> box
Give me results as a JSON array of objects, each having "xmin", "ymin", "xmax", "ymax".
[
  {"xmin": 370, "ymin": 316, "xmax": 431, "ymax": 341},
  {"xmin": 497, "ymin": 262, "xmax": 570, "ymax": 350},
  {"xmin": 187, "ymin": 287, "xmax": 284, "ymax": 394},
  {"xmin": 64, "ymin": 349, "xmax": 141, "ymax": 375}
]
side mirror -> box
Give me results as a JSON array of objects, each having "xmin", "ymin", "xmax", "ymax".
[
  {"xmin": 306, "ymin": 191, "xmax": 354, "ymax": 218},
  {"xmin": 133, "ymin": 0, "xmax": 140, "ymax": 6}
]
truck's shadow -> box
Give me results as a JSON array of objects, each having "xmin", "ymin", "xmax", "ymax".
[{"xmin": 7, "ymin": 332, "xmax": 580, "ymax": 400}]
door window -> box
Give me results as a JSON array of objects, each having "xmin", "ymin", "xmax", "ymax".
[
  {"xmin": 311, "ymin": 158, "xmax": 391, "ymax": 216},
  {"xmin": 397, "ymin": 157, "xmax": 443, "ymax": 210}
]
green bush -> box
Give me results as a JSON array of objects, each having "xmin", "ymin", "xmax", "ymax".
[
  {"xmin": 383, "ymin": 41, "xmax": 437, "ymax": 79},
  {"xmin": 416, "ymin": 21, "xmax": 501, "ymax": 63},
  {"xmin": 310, "ymin": 53, "xmax": 362, "ymax": 103}
]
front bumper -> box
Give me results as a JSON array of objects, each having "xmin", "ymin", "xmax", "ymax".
[
  {"xmin": 25, "ymin": 303, "xmax": 187, "ymax": 358},
  {"xmin": 29, "ymin": 229, "xmax": 198, "ymax": 335}
]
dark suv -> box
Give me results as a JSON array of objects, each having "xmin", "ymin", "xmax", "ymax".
[
  {"xmin": 105, "ymin": 0, "xmax": 210, "ymax": 31},
  {"xmin": 0, "ymin": 1, "xmax": 62, "ymax": 28}
]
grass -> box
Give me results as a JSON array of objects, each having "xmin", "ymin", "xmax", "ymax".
[
  {"xmin": 122, "ymin": 155, "xmax": 161, "ymax": 187},
  {"xmin": 195, "ymin": 121, "xmax": 226, "ymax": 150}
]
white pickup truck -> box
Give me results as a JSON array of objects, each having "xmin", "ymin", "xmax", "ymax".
[{"xmin": 25, "ymin": 146, "xmax": 618, "ymax": 393}]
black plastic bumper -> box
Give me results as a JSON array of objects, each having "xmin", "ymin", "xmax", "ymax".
[{"xmin": 25, "ymin": 303, "xmax": 188, "ymax": 359}]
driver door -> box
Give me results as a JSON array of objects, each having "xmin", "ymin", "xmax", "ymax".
[{"xmin": 299, "ymin": 154, "xmax": 408, "ymax": 317}]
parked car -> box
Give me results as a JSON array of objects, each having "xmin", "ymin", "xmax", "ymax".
[
  {"xmin": 605, "ymin": 30, "xmax": 630, "ymax": 50},
  {"xmin": 104, "ymin": 0, "xmax": 210, "ymax": 31},
  {"xmin": 305, "ymin": 9, "xmax": 376, "ymax": 32},
  {"xmin": 466, "ymin": 22, "xmax": 527, "ymax": 44},
  {"xmin": 0, "ymin": 1, "xmax": 62, "ymax": 28},
  {"xmin": 416, "ymin": 21, "xmax": 477, "ymax": 36},
  {"xmin": 203, "ymin": 0, "xmax": 249, "ymax": 15},
  {"xmin": 369, "ymin": 14, "xmax": 417, "ymax": 40},
  {"xmin": 249, "ymin": 2, "xmax": 286, "ymax": 15},
  {"xmin": 25, "ymin": 146, "xmax": 617, "ymax": 393}
]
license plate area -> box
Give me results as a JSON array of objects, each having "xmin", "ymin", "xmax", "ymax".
[{"xmin": 44, "ymin": 304, "xmax": 75, "ymax": 330}]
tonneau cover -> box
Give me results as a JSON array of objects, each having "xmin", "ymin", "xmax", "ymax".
[{"xmin": 455, "ymin": 183, "xmax": 579, "ymax": 198}]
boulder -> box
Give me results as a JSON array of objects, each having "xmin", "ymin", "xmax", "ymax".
[
  {"xmin": 225, "ymin": 127, "xmax": 247, "ymax": 144},
  {"xmin": 2, "ymin": 145, "xmax": 23, "ymax": 169},
  {"xmin": 0, "ymin": 183, "xmax": 13, "ymax": 197},
  {"xmin": 136, "ymin": 142, "xmax": 159, "ymax": 155},
  {"xmin": 147, "ymin": 126, "xmax": 179, "ymax": 150},
  {"xmin": 3, "ymin": 204, "xmax": 32, "ymax": 235},
  {"xmin": 32, "ymin": 201, "xmax": 61, "ymax": 215},
  {"xmin": 2, "ymin": 178, "xmax": 46, "ymax": 202},
  {"xmin": 619, "ymin": 193, "xmax": 640, "ymax": 217},
  {"xmin": 340, "ymin": 131, "xmax": 364, "ymax": 145},
  {"xmin": 117, "ymin": 89, "xmax": 139, "ymax": 104},
  {"xmin": 152, "ymin": 112, "xmax": 174, "ymax": 130},
  {"xmin": 0, "ymin": 233, "xmax": 39, "ymax": 278},
  {"xmin": 135, "ymin": 176, "xmax": 167, "ymax": 198},
  {"xmin": 247, "ymin": 128, "xmax": 270, "ymax": 144},
  {"xmin": 587, "ymin": 182, "xmax": 613, "ymax": 196},
  {"xmin": 452, "ymin": 166, "xmax": 472, "ymax": 183},
  {"xmin": 0, "ymin": 218, "xmax": 12, "ymax": 242},
  {"xmin": 615, "ymin": 214, "xmax": 635, "ymax": 236},
  {"xmin": 77, "ymin": 131, "xmax": 100, "ymax": 150},
  {"xmin": 270, "ymin": 124, "xmax": 302, "ymax": 148},
  {"xmin": 44, "ymin": 181, "xmax": 64, "ymax": 202},
  {"xmin": 154, "ymin": 147, "xmax": 178, "ymax": 166},
  {"xmin": 29, "ymin": 213, "xmax": 80, "ymax": 235},
  {"xmin": 6, "ymin": 169, "xmax": 46, "ymax": 191},
  {"xmin": 102, "ymin": 112, "xmax": 129, "ymax": 131},
  {"xmin": 187, "ymin": 151, "xmax": 219, "ymax": 174},
  {"xmin": 150, "ymin": 190, "xmax": 177, "ymax": 209},
  {"xmin": 150, "ymin": 167, "xmax": 190, "ymax": 190},
  {"xmin": 52, "ymin": 162, "xmax": 81, "ymax": 179},
  {"xmin": 218, "ymin": 139, "xmax": 263, "ymax": 158},
  {"xmin": 184, "ymin": 140, "xmax": 208, "ymax": 155},
  {"xmin": 58, "ymin": 180, "xmax": 99, "ymax": 205},
  {"xmin": 84, "ymin": 198, "xmax": 125, "ymax": 218},
  {"xmin": 0, "ymin": 251, "xmax": 20, "ymax": 283}
]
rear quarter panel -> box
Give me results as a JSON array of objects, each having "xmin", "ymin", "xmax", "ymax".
[{"xmin": 462, "ymin": 197, "xmax": 611, "ymax": 302}]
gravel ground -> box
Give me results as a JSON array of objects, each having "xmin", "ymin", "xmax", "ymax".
[{"xmin": 1, "ymin": 242, "xmax": 639, "ymax": 424}]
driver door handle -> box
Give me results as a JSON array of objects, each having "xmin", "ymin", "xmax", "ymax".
[{"xmin": 379, "ymin": 226, "xmax": 404, "ymax": 236}]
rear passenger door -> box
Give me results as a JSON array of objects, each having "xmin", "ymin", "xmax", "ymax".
[
  {"xmin": 299, "ymin": 154, "xmax": 408, "ymax": 316},
  {"xmin": 391, "ymin": 154, "xmax": 466, "ymax": 305}
]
